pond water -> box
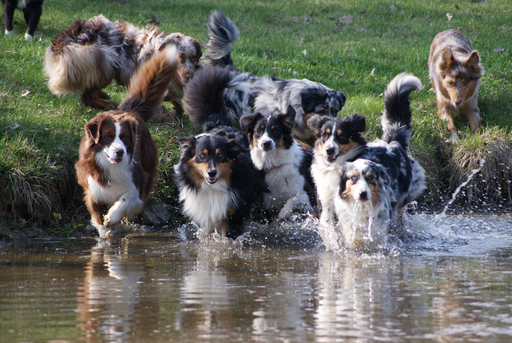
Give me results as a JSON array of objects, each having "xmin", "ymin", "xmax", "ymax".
[{"xmin": 1, "ymin": 212, "xmax": 512, "ymax": 343}]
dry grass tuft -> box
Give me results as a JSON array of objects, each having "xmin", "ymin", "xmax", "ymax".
[{"xmin": 449, "ymin": 128, "xmax": 512, "ymax": 205}]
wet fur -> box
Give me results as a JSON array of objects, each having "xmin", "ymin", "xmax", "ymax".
[
  {"xmin": 309, "ymin": 73, "xmax": 426, "ymax": 249},
  {"xmin": 240, "ymin": 106, "xmax": 317, "ymax": 220},
  {"xmin": 175, "ymin": 67, "xmax": 259, "ymax": 238},
  {"xmin": 44, "ymin": 15, "xmax": 201, "ymax": 112},
  {"xmin": 2, "ymin": 0, "xmax": 43, "ymax": 40},
  {"xmin": 428, "ymin": 29, "xmax": 484, "ymax": 143},
  {"xmin": 204, "ymin": 11, "xmax": 346, "ymax": 145},
  {"xmin": 75, "ymin": 46, "xmax": 178, "ymax": 238}
]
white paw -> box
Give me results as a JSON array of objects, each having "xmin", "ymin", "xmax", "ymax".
[
  {"xmin": 24, "ymin": 33, "xmax": 33, "ymax": 41},
  {"xmin": 5, "ymin": 30, "xmax": 14, "ymax": 36}
]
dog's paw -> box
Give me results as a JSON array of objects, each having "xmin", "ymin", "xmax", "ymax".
[
  {"xmin": 5, "ymin": 29, "xmax": 14, "ymax": 36},
  {"xmin": 449, "ymin": 131, "xmax": 460, "ymax": 144},
  {"xmin": 103, "ymin": 212, "xmax": 122, "ymax": 228},
  {"xmin": 24, "ymin": 33, "xmax": 33, "ymax": 41}
]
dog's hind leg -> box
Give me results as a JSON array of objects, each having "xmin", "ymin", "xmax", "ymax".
[
  {"xmin": 23, "ymin": 2, "xmax": 42, "ymax": 40},
  {"xmin": 81, "ymin": 88, "xmax": 117, "ymax": 110}
]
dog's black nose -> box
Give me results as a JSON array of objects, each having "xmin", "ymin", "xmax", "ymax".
[
  {"xmin": 326, "ymin": 147, "xmax": 336, "ymax": 156},
  {"xmin": 208, "ymin": 169, "xmax": 217, "ymax": 178},
  {"xmin": 115, "ymin": 150, "xmax": 124, "ymax": 159},
  {"xmin": 359, "ymin": 191, "xmax": 368, "ymax": 200},
  {"xmin": 262, "ymin": 141, "xmax": 272, "ymax": 150}
]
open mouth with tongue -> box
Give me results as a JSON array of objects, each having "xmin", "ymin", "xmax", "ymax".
[{"xmin": 326, "ymin": 154, "xmax": 338, "ymax": 163}]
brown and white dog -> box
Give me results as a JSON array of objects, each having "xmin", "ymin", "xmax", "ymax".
[
  {"xmin": 44, "ymin": 15, "xmax": 201, "ymax": 113},
  {"xmin": 428, "ymin": 29, "xmax": 484, "ymax": 143},
  {"xmin": 75, "ymin": 45, "xmax": 178, "ymax": 238}
]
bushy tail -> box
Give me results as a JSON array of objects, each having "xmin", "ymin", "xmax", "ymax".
[
  {"xmin": 184, "ymin": 67, "xmax": 251, "ymax": 132},
  {"xmin": 119, "ymin": 45, "xmax": 178, "ymax": 122},
  {"xmin": 204, "ymin": 11, "xmax": 240, "ymax": 68},
  {"xmin": 381, "ymin": 72, "xmax": 422, "ymax": 148}
]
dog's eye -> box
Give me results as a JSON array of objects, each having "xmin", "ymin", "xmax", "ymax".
[
  {"xmin": 448, "ymin": 81, "xmax": 456, "ymax": 87},
  {"xmin": 199, "ymin": 153, "xmax": 206, "ymax": 160},
  {"xmin": 366, "ymin": 174, "xmax": 374, "ymax": 181},
  {"xmin": 217, "ymin": 153, "xmax": 224, "ymax": 159},
  {"xmin": 351, "ymin": 176, "xmax": 358, "ymax": 183},
  {"xmin": 322, "ymin": 131, "xmax": 329, "ymax": 138}
]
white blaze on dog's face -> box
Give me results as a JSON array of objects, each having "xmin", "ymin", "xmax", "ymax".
[
  {"xmin": 340, "ymin": 160, "xmax": 381, "ymax": 208},
  {"xmin": 86, "ymin": 115, "xmax": 136, "ymax": 168},
  {"xmin": 307, "ymin": 114, "xmax": 366, "ymax": 164}
]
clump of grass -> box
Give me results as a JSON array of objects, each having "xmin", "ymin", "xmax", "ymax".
[{"xmin": 449, "ymin": 128, "xmax": 512, "ymax": 206}]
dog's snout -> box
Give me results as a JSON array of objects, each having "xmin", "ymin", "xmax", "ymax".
[
  {"xmin": 455, "ymin": 99, "xmax": 463, "ymax": 106},
  {"xmin": 262, "ymin": 140, "xmax": 273, "ymax": 151},
  {"xmin": 359, "ymin": 191, "xmax": 368, "ymax": 201},
  {"xmin": 208, "ymin": 169, "xmax": 217, "ymax": 178},
  {"xmin": 326, "ymin": 147, "xmax": 336, "ymax": 156},
  {"xmin": 115, "ymin": 149, "xmax": 124, "ymax": 159}
]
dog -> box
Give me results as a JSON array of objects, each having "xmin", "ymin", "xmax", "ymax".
[
  {"xmin": 75, "ymin": 45, "xmax": 178, "ymax": 238},
  {"xmin": 307, "ymin": 113, "xmax": 367, "ymax": 225},
  {"xmin": 175, "ymin": 67, "xmax": 260, "ymax": 239},
  {"xmin": 240, "ymin": 106, "xmax": 317, "ymax": 220},
  {"xmin": 43, "ymin": 15, "xmax": 201, "ymax": 113},
  {"xmin": 2, "ymin": 0, "xmax": 43, "ymax": 40},
  {"xmin": 309, "ymin": 73, "xmax": 426, "ymax": 249},
  {"xmin": 428, "ymin": 29, "xmax": 484, "ymax": 143},
  {"xmin": 204, "ymin": 11, "xmax": 346, "ymax": 146}
]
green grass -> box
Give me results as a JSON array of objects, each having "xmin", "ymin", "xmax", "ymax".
[{"xmin": 1, "ymin": 0, "xmax": 511, "ymax": 233}]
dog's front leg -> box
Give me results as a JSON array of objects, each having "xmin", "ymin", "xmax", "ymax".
[{"xmin": 104, "ymin": 192, "xmax": 144, "ymax": 228}]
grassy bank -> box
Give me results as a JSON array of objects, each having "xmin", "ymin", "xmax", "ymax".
[{"xmin": 1, "ymin": 0, "xmax": 511, "ymax": 237}]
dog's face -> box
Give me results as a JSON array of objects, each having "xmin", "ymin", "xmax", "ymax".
[
  {"xmin": 437, "ymin": 48, "xmax": 483, "ymax": 107},
  {"xmin": 339, "ymin": 160, "xmax": 386, "ymax": 208},
  {"xmin": 85, "ymin": 113, "xmax": 136, "ymax": 166},
  {"xmin": 240, "ymin": 106, "xmax": 295, "ymax": 152},
  {"xmin": 164, "ymin": 33, "xmax": 202, "ymax": 85},
  {"xmin": 177, "ymin": 134, "xmax": 247, "ymax": 185},
  {"xmin": 307, "ymin": 114, "xmax": 366, "ymax": 163},
  {"xmin": 301, "ymin": 87, "xmax": 346, "ymax": 118}
]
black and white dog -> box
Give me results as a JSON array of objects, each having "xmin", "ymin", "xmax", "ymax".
[
  {"xmin": 2, "ymin": 0, "xmax": 43, "ymax": 40},
  {"xmin": 203, "ymin": 11, "xmax": 346, "ymax": 145},
  {"xmin": 175, "ymin": 67, "xmax": 260, "ymax": 239},
  {"xmin": 308, "ymin": 73, "xmax": 426, "ymax": 249},
  {"xmin": 240, "ymin": 106, "xmax": 317, "ymax": 220}
]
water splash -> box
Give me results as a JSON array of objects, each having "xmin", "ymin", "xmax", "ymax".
[{"xmin": 441, "ymin": 157, "xmax": 486, "ymax": 216}]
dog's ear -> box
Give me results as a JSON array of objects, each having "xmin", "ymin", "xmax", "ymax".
[
  {"xmin": 161, "ymin": 33, "xmax": 183, "ymax": 50},
  {"xmin": 240, "ymin": 112, "xmax": 262, "ymax": 132},
  {"xmin": 307, "ymin": 114, "xmax": 326, "ymax": 136},
  {"xmin": 192, "ymin": 39, "xmax": 202, "ymax": 66},
  {"xmin": 84, "ymin": 116, "xmax": 106, "ymax": 145},
  {"xmin": 177, "ymin": 136, "xmax": 196, "ymax": 149},
  {"xmin": 465, "ymin": 50, "xmax": 483, "ymax": 79},
  {"xmin": 278, "ymin": 105, "xmax": 296, "ymax": 128},
  {"xmin": 300, "ymin": 87, "xmax": 325, "ymax": 114},
  {"xmin": 338, "ymin": 163, "xmax": 348, "ymax": 197},
  {"xmin": 438, "ymin": 48, "xmax": 455, "ymax": 76},
  {"xmin": 226, "ymin": 139, "xmax": 249, "ymax": 159},
  {"xmin": 347, "ymin": 114, "xmax": 366, "ymax": 133}
]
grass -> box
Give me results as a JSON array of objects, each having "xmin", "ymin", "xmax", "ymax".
[{"xmin": 1, "ymin": 0, "xmax": 511, "ymax": 235}]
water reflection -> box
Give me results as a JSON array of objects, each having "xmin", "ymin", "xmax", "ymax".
[
  {"xmin": 1, "ymin": 214, "xmax": 512, "ymax": 343},
  {"xmin": 77, "ymin": 242, "xmax": 145, "ymax": 342}
]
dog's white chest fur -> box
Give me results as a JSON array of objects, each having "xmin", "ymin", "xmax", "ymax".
[
  {"xmin": 179, "ymin": 180, "xmax": 236, "ymax": 232},
  {"xmin": 311, "ymin": 157, "xmax": 341, "ymax": 223},
  {"xmin": 251, "ymin": 140, "xmax": 306, "ymax": 210}
]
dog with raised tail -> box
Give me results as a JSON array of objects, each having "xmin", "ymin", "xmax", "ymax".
[
  {"xmin": 240, "ymin": 106, "xmax": 317, "ymax": 220},
  {"xmin": 203, "ymin": 11, "xmax": 346, "ymax": 146},
  {"xmin": 44, "ymin": 15, "xmax": 201, "ymax": 113},
  {"xmin": 75, "ymin": 45, "xmax": 178, "ymax": 238},
  {"xmin": 175, "ymin": 67, "xmax": 260, "ymax": 239},
  {"xmin": 334, "ymin": 73, "xmax": 426, "ymax": 249},
  {"xmin": 429, "ymin": 29, "xmax": 484, "ymax": 143}
]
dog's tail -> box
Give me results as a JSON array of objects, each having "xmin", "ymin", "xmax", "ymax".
[
  {"xmin": 184, "ymin": 67, "xmax": 252, "ymax": 132},
  {"xmin": 204, "ymin": 11, "xmax": 240, "ymax": 68},
  {"xmin": 381, "ymin": 72, "xmax": 422, "ymax": 148},
  {"xmin": 119, "ymin": 45, "xmax": 178, "ymax": 122}
]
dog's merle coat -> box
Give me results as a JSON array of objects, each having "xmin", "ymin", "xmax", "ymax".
[
  {"xmin": 204, "ymin": 11, "xmax": 346, "ymax": 145},
  {"xmin": 240, "ymin": 106, "xmax": 317, "ymax": 220},
  {"xmin": 44, "ymin": 15, "xmax": 201, "ymax": 112},
  {"xmin": 309, "ymin": 73, "xmax": 426, "ymax": 249},
  {"xmin": 175, "ymin": 67, "xmax": 259, "ymax": 238}
]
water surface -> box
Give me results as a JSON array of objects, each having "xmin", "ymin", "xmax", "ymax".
[{"xmin": 1, "ymin": 213, "xmax": 512, "ymax": 342}]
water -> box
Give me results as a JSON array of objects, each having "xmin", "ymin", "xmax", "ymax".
[{"xmin": 1, "ymin": 212, "xmax": 512, "ymax": 343}]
